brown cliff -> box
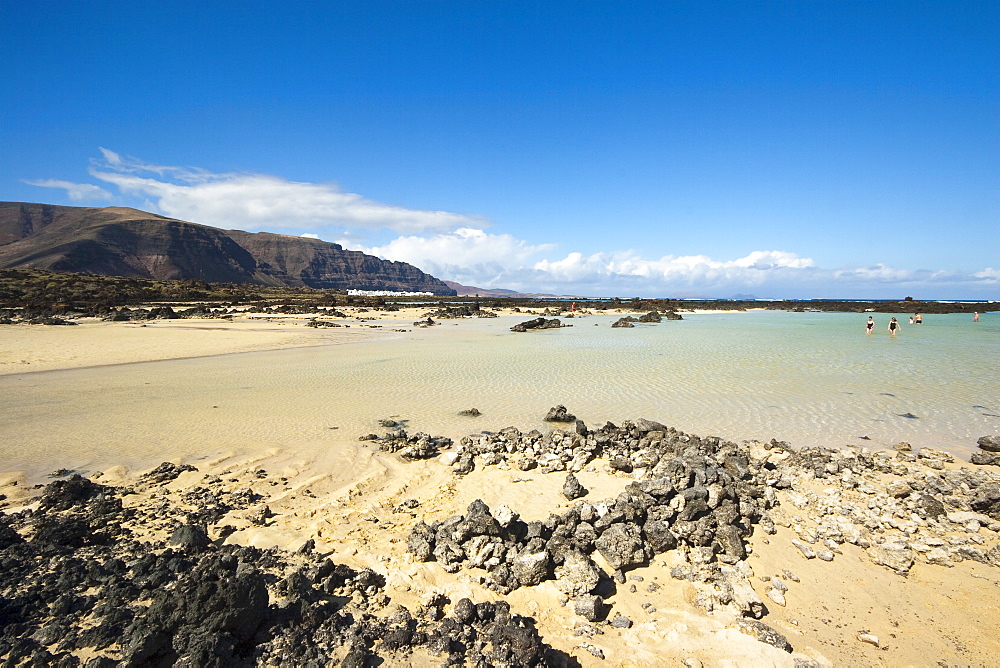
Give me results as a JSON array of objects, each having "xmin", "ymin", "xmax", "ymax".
[{"xmin": 0, "ymin": 202, "xmax": 456, "ymax": 295}]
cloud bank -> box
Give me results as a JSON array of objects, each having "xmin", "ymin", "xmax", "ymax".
[
  {"xmin": 358, "ymin": 233, "xmax": 827, "ymax": 295},
  {"xmin": 362, "ymin": 231, "xmax": 996, "ymax": 298},
  {"xmin": 24, "ymin": 150, "xmax": 998, "ymax": 299},
  {"xmin": 30, "ymin": 149, "xmax": 485, "ymax": 234},
  {"xmin": 356, "ymin": 228, "xmax": 556, "ymax": 288}
]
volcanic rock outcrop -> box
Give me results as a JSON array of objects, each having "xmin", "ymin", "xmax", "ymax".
[
  {"xmin": 408, "ymin": 421, "xmax": 774, "ymax": 606},
  {"xmin": 0, "ymin": 471, "xmax": 563, "ymax": 666},
  {"xmin": 413, "ymin": 413, "xmax": 1000, "ymax": 639},
  {"xmin": 510, "ymin": 317, "xmax": 563, "ymax": 332}
]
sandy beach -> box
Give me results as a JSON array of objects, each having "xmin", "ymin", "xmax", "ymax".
[
  {"xmin": 2, "ymin": 310, "xmax": 999, "ymax": 666},
  {"xmin": 0, "ymin": 304, "xmax": 738, "ymax": 376},
  {"xmin": 0, "ymin": 307, "xmax": 436, "ymax": 375}
]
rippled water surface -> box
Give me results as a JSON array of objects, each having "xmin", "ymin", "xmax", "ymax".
[{"xmin": 2, "ymin": 310, "xmax": 997, "ymax": 480}]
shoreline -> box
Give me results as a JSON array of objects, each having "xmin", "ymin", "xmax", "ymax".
[
  {"xmin": 0, "ymin": 305, "xmax": 677, "ymax": 376},
  {"xmin": 0, "ymin": 305, "xmax": 572, "ymax": 376},
  {"xmin": 4, "ymin": 303, "xmax": 982, "ymax": 377},
  {"xmin": 0, "ymin": 315, "xmax": 401, "ymax": 376}
]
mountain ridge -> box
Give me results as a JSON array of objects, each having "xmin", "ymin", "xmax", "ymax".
[{"xmin": 0, "ymin": 202, "xmax": 456, "ymax": 295}]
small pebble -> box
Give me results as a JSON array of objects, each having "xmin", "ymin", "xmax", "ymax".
[
  {"xmin": 791, "ymin": 539, "xmax": 816, "ymax": 559},
  {"xmin": 610, "ymin": 613, "xmax": 633, "ymax": 629},
  {"xmin": 858, "ymin": 633, "xmax": 880, "ymax": 647}
]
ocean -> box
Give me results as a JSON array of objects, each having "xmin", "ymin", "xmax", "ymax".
[{"xmin": 1, "ymin": 310, "xmax": 997, "ymax": 481}]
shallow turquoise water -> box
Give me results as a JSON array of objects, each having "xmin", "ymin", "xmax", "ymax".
[
  {"xmin": 362, "ymin": 309, "xmax": 999, "ymax": 454},
  {"xmin": 1, "ymin": 310, "xmax": 997, "ymax": 480}
]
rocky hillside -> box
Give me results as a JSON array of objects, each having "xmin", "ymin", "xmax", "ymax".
[{"xmin": 0, "ymin": 202, "xmax": 456, "ymax": 295}]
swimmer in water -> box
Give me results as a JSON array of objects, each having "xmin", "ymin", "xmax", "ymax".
[
  {"xmin": 889, "ymin": 317, "xmax": 899, "ymax": 336},
  {"xmin": 866, "ymin": 316, "xmax": 875, "ymax": 334}
]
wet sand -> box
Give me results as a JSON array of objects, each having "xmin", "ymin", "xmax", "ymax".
[
  {"xmin": 0, "ymin": 309, "xmax": 420, "ymax": 375},
  {"xmin": 0, "ymin": 305, "xmax": 746, "ymax": 376}
]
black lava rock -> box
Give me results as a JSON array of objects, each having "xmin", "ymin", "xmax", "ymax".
[
  {"xmin": 543, "ymin": 405, "xmax": 577, "ymax": 422},
  {"xmin": 562, "ymin": 473, "xmax": 588, "ymax": 500}
]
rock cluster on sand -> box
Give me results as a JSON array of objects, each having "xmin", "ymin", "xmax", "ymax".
[
  {"xmin": 424, "ymin": 304, "xmax": 498, "ymax": 319},
  {"xmin": 971, "ymin": 435, "xmax": 1000, "ymax": 467},
  {"xmin": 409, "ymin": 417, "xmax": 778, "ymax": 622},
  {"xmin": 360, "ymin": 426, "xmax": 454, "ymax": 461},
  {"xmin": 412, "ymin": 410, "xmax": 1000, "ymax": 658},
  {"xmin": 307, "ymin": 318, "xmax": 348, "ymax": 328},
  {"xmin": 611, "ymin": 310, "xmax": 682, "ymax": 328},
  {"xmin": 510, "ymin": 317, "xmax": 563, "ymax": 332},
  {"xmin": 0, "ymin": 308, "xmax": 78, "ymax": 325},
  {"xmin": 1, "ymin": 302, "xmax": 363, "ymax": 326},
  {"xmin": 0, "ymin": 473, "xmax": 564, "ymax": 667},
  {"xmin": 102, "ymin": 305, "xmax": 254, "ymax": 321},
  {"xmin": 771, "ymin": 443, "xmax": 1000, "ymax": 574}
]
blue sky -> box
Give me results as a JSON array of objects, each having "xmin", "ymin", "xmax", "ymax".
[{"xmin": 2, "ymin": 1, "xmax": 997, "ymax": 298}]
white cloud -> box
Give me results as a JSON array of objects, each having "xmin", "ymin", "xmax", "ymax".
[
  {"xmin": 833, "ymin": 264, "xmax": 919, "ymax": 283},
  {"xmin": 360, "ymin": 227, "xmax": 821, "ymax": 294},
  {"xmin": 22, "ymin": 179, "xmax": 112, "ymax": 202},
  {"xmin": 361, "ymin": 227, "xmax": 996, "ymax": 298},
  {"xmin": 301, "ymin": 233, "xmax": 320, "ymax": 239},
  {"xmin": 974, "ymin": 268, "xmax": 1000, "ymax": 282},
  {"xmin": 534, "ymin": 249, "xmax": 816, "ymax": 287},
  {"xmin": 98, "ymin": 147, "xmax": 127, "ymax": 171},
  {"xmin": 732, "ymin": 250, "xmax": 814, "ymax": 270},
  {"xmin": 95, "ymin": 148, "xmax": 215, "ymax": 181},
  {"xmin": 356, "ymin": 228, "xmax": 555, "ymax": 287},
  {"xmin": 82, "ymin": 149, "xmax": 485, "ymax": 233}
]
